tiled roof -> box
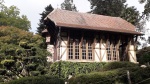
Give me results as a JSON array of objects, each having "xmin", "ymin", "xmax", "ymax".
[{"xmin": 46, "ymin": 9, "xmax": 142, "ymax": 35}]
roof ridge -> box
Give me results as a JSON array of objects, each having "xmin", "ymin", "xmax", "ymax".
[{"xmin": 53, "ymin": 8, "xmax": 119, "ymax": 19}]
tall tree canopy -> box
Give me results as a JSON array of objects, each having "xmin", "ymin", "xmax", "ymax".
[
  {"xmin": 139, "ymin": 0, "xmax": 150, "ymax": 20},
  {"xmin": 61, "ymin": 0, "xmax": 77, "ymax": 11},
  {"xmin": 37, "ymin": 4, "xmax": 53, "ymax": 35},
  {"xmin": 88, "ymin": 0, "xmax": 144, "ymax": 31},
  {"xmin": 0, "ymin": 3, "xmax": 31, "ymax": 31},
  {"xmin": 0, "ymin": 26, "xmax": 49, "ymax": 82}
]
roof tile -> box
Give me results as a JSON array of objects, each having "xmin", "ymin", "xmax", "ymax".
[{"xmin": 46, "ymin": 9, "xmax": 142, "ymax": 35}]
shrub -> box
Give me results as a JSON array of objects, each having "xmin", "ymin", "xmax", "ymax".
[
  {"xmin": 68, "ymin": 66, "xmax": 150, "ymax": 84},
  {"xmin": 137, "ymin": 46, "xmax": 150, "ymax": 65},
  {"xmin": 30, "ymin": 71, "xmax": 40, "ymax": 76},
  {"xmin": 103, "ymin": 61, "xmax": 138, "ymax": 70},
  {"xmin": 49, "ymin": 61, "xmax": 138, "ymax": 80},
  {"xmin": 49, "ymin": 61, "xmax": 106, "ymax": 80},
  {"xmin": 4, "ymin": 75, "xmax": 64, "ymax": 84},
  {"xmin": 1, "ymin": 59, "xmax": 15, "ymax": 69},
  {"xmin": 0, "ymin": 69, "xmax": 6, "ymax": 75},
  {"xmin": 69, "ymin": 69, "xmax": 120, "ymax": 84}
]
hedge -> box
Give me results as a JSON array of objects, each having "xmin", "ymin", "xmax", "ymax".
[
  {"xmin": 3, "ymin": 75, "xmax": 64, "ymax": 84},
  {"xmin": 102, "ymin": 61, "xmax": 138, "ymax": 70},
  {"xmin": 49, "ymin": 61, "xmax": 106, "ymax": 80},
  {"xmin": 68, "ymin": 66, "xmax": 150, "ymax": 84},
  {"xmin": 137, "ymin": 46, "xmax": 150, "ymax": 65},
  {"xmin": 49, "ymin": 61, "xmax": 138, "ymax": 80}
]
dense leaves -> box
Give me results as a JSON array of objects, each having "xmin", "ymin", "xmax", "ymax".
[
  {"xmin": 69, "ymin": 66, "xmax": 150, "ymax": 84},
  {"xmin": 137, "ymin": 46, "xmax": 150, "ymax": 65},
  {"xmin": 37, "ymin": 4, "xmax": 53, "ymax": 35},
  {"xmin": 0, "ymin": 3, "xmax": 31, "ymax": 31},
  {"xmin": 88, "ymin": 0, "xmax": 144, "ymax": 31},
  {"xmin": 139, "ymin": 0, "xmax": 150, "ymax": 20},
  {"xmin": 49, "ymin": 61, "xmax": 106, "ymax": 80},
  {"xmin": 61, "ymin": 0, "xmax": 77, "ymax": 11},
  {"xmin": 48, "ymin": 61, "xmax": 138, "ymax": 80},
  {"xmin": 3, "ymin": 75, "xmax": 65, "ymax": 84},
  {"xmin": 0, "ymin": 26, "xmax": 49, "ymax": 82},
  {"xmin": 89, "ymin": 0, "xmax": 126, "ymax": 17}
]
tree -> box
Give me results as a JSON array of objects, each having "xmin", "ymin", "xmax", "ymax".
[
  {"xmin": 37, "ymin": 4, "xmax": 53, "ymax": 35},
  {"xmin": 0, "ymin": 26, "xmax": 50, "ymax": 82},
  {"xmin": 61, "ymin": 0, "xmax": 77, "ymax": 11},
  {"xmin": 88, "ymin": 0, "xmax": 144, "ymax": 31},
  {"xmin": 0, "ymin": 3, "xmax": 31, "ymax": 31},
  {"xmin": 139, "ymin": 0, "xmax": 150, "ymax": 20}
]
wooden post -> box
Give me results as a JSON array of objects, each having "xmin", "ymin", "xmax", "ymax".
[
  {"xmin": 117, "ymin": 36, "xmax": 121, "ymax": 61},
  {"xmin": 127, "ymin": 70, "xmax": 132, "ymax": 84}
]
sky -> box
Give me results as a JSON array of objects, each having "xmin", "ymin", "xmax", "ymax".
[{"xmin": 3, "ymin": 0, "xmax": 150, "ymax": 34}]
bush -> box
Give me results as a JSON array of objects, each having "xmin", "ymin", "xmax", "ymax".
[
  {"xmin": 137, "ymin": 46, "xmax": 150, "ymax": 65},
  {"xmin": 1, "ymin": 59, "xmax": 15, "ymax": 69},
  {"xmin": 4, "ymin": 75, "xmax": 64, "ymax": 84},
  {"xmin": 69, "ymin": 70, "xmax": 118, "ymax": 84},
  {"xmin": 103, "ymin": 61, "xmax": 138, "ymax": 70},
  {"xmin": 49, "ymin": 61, "xmax": 138, "ymax": 80},
  {"xmin": 68, "ymin": 66, "xmax": 150, "ymax": 84},
  {"xmin": 49, "ymin": 61, "xmax": 106, "ymax": 80},
  {"xmin": 0, "ymin": 69, "xmax": 6, "ymax": 75},
  {"xmin": 30, "ymin": 71, "xmax": 40, "ymax": 76}
]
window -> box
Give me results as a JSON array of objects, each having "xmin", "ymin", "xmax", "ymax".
[
  {"xmin": 107, "ymin": 41, "xmax": 111, "ymax": 60},
  {"xmin": 88, "ymin": 41, "xmax": 93, "ymax": 60},
  {"xmin": 68, "ymin": 39, "xmax": 73, "ymax": 59},
  {"xmin": 82, "ymin": 40, "xmax": 86, "ymax": 59},
  {"xmin": 68, "ymin": 38, "xmax": 93, "ymax": 60},
  {"xmin": 112, "ymin": 44, "xmax": 117, "ymax": 60},
  {"xmin": 75, "ymin": 39, "xmax": 79, "ymax": 59},
  {"xmin": 106, "ymin": 40, "xmax": 118, "ymax": 61},
  {"xmin": 68, "ymin": 38, "xmax": 80, "ymax": 60},
  {"xmin": 82, "ymin": 39, "xmax": 93, "ymax": 60}
]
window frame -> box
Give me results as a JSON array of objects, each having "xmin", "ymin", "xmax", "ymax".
[
  {"xmin": 106, "ymin": 40, "xmax": 118, "ymax": 61},
  {"xmin": 68, "ymin": 37, "xmax": 94, "ymax": 60}
]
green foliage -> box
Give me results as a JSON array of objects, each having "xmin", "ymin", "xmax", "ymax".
[
  {"xmin": 30, "ymin": 71, "xmax": 40, "ymax": 76},
  {"xmin": 0, "ymin": 69, "xmax": 6, "ymax": 75},
  {"xmin": 49, "ymin": 61, "xmax": 106, "ymax": 79},
  {"xmin": 103, "ymin": 61, "xmax": 138, "ymax": 70},
  {"xmin": 139, "ymin": 0, "xmax": 150, "ymax": 20},
  {"xmin": 88, "ymin": 0, "xmax": 126, "ymax": 17},
  {"xmin": 61, "ymin": 0, "xmax": 77, "ymax": 11},
  {"xmin": 0, "ymin": 26, "xmax": 50, "ymax": 82},
  {"xmin": 0, "ymin": 3, "xmax": 31, "ymax": 31},
  {"xmin": 137, "ymin": 46, "xmax": 150, "ymax": 65},
  {"xmin": 4, "ymin": 75, "xmax": 64, "ymax": 84},
  {"xmin": 25, "ymin": 64, "xmax": 37, "ymax": 71},
  {"xmin": 37, "ymin": 4, "xmax": 53, "ymax": 35},
  {"xmin": 88, "ymin": 0, "xmax": 145, "ymax": 32},
  {"xmin": 1, "ymin": 60, "xmax": 15, "ymax": 69},
  {"xmin": 69, "ymin": 66, "xmax": 150, "ymax": 84},
  {"xmin": 69, "ymin": 70, "xmax": 118, "ymax": 84},
  {"xmin": 49, "ymin": 61, "xmax": 138, "ymax": 80}
]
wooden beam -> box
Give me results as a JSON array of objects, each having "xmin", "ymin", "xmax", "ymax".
[
  {"xmin": 66, "ymin": 30, "xmax": 70, "ymax": 60},
  {"xmin": 61, "ymin": 37, "xmax": 67, "ymax": 46},
  {"xmin": 60, "ymin": 48, "xmax": 67, "ymax": 59},
  {"xmin": 99, "ymin": 35, "xmax": 102, "ymax": 62},
  {"xmin": 116, "ymin": 36, "xmax": 121, "ymax": 61},
  {"xmin": 95, "ymin": 50, "xmax": 100, "ymax": 61},
  {"xmin": 93, "ymin": 34, "xmax": 96, "ymax": 61}
]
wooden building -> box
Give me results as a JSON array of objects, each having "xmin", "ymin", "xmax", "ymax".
[{"xmin": 43, "ymin": 9, "xmax": 142, "ymax": 63}]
